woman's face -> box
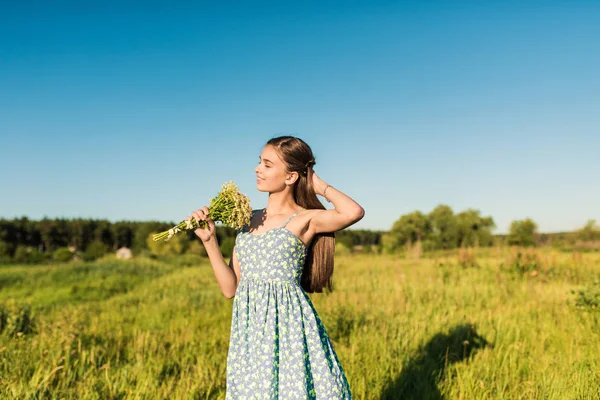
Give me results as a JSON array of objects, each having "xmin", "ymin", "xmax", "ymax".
[{"xmin": 255, "ymin": 145, "xmax": 296, "ymax": 192}]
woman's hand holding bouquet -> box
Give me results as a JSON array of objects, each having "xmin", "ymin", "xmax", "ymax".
[
  {"xmin": 187, "ymin": 206, "xmax": 216, "ymax": 243},
  {"xmin": 152, "ymin": 181, "xmax": 252, "ymax": 244}
]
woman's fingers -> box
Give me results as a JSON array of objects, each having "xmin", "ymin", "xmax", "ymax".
[
  {"xmin": 191, "ymin": 211, "xmax": 202, "ymax": 224},
  {"xmin": 201, "ymin": 206, "xmax": 210, "ymax": 218},
  {"xmin": 191, "ymin": 207, "xmax": 211, "ymax": 228}
]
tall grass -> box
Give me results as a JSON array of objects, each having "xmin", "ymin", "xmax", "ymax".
[{"xmin": 0, "ymin": 249, "xmax": 598, "ymax": 399}]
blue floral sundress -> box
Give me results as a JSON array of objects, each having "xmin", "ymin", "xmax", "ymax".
[{"xmin": 226, "ymin": 209, "xmax": 352, "ymax": 399}]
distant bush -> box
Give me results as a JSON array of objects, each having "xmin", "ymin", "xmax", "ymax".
[
  {"xmin": 53, "ymin": 247, "xmax": 74, "ymax": 263},
  {"xmin": 0, "ymin": 241, "xmax": 13, "ymax": 263},
  {"xmin": 83, "ymin": 240, "xmax": 108, "ymax": 261},
  {"xmin": 13, "ymin": 246, "xmax": 46, "ymax": 264},
  {"xmin": 577, "ymin": 220, "xmax": 600, "ymax": 242},
  {"xmin": 507, "ymin": 218, "xmax": 538, "ymax": 247},
  {"xmin": 13, "ymin": 246, "xmax": 29, "ymax": 263}
]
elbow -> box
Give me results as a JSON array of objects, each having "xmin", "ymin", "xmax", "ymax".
[
  {"xmin": 222, "ymin": 282, "xmax": 238, "ymax": 299},
  {"xmin": 223, "ymin": 291, "xmax": 235, "ymax": 299},
  {"xmin": 352, "ymin": 206, "xmax": 365, "ymax": 223},
  {"xmin": 344, "ymin": 206, "xmax": 364, "ymax": 226}
]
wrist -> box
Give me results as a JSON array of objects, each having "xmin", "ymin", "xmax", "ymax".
[
  {"xmin": 201, "ymin": 235, "xmax": 216, "ymax": 245},
  {"xmin": 316, "ymin": 180, "xmax": 329, "ymax": 196},
  {"xmin": 321, "ymin": 183, "xmax": 333, "ymax": 203}
]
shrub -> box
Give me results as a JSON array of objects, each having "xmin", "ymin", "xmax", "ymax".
[
  {"xmin": 13, "ymin": 246, "xmax": 47, "ymax": 264},
  {"xmin": 0, "ymin": 241, "xmax": 14, "ymax": 263},
  {"xmin": 27, "ymin": 248, "xmax": 46, "ymax": 264},
  {"xmin": 53, "ymin": 247, "xmax": 74, "ymax": 263},
  {"xmin": 13, "ymin": 246, "xmax": 30, "ymax": 263},
  {"xmin": 507, "ymin": 218, "xmax": 538, "ymax": 247},
  {"xmin": 83, "ymin": 240, "xmax": 108, "ymax": 261}
]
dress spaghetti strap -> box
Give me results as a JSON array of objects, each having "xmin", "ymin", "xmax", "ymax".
[{"xmin": 280, "ymin": 208, "xmax": 306, "ymax": 228}]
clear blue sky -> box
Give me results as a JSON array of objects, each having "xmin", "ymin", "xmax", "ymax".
[{"xmin": 1, "ymin": 1, "xmax": 598, "ymax": 234}]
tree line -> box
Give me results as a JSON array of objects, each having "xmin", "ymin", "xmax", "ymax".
[
  {"xmin": 381, "ymin": 205, "xmax": 599, "ymax": 253},
  {"xmin": 0, "ymin": 216, "xmax": 382, "ymax": 264},
  {"xmin": 0, "ymin": 211, "xmax": 598, "ymax": 264},
  {"xmin": 0, "ymin": 217, "xmax": 237, "ymax": 264}
]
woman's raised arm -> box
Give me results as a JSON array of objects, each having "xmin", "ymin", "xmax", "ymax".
[{"xmin": 309, "ymin": 171, "xmax": 365, "ymax": 234}]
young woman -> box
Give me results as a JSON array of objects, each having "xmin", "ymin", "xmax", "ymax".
[{"xmin": 188, "ymin": 136, "xmax": 364, "ymax": 399}]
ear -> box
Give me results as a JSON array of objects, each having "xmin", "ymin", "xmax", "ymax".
[{"xmin": 285, "ymin": 171, "xmax": 299, "ymax": 186}]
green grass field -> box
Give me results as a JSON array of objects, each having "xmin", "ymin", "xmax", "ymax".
[{"xmin": 1, "ymin": 249, "xmax": 599, "ymax": 399}]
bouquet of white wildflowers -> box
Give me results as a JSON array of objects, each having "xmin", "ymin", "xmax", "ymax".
[{"xmin": 152, "ymin": 181, "xmax": 253, "ymax": 242}]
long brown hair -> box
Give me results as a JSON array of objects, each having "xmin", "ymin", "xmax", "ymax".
[{"xmin": 266, "ymin": 136, "xmax": 335, "ymax": 293}]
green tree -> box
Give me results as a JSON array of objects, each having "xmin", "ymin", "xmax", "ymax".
[
  {"xmin": 13, "ymin": 217, "xmax": 40, "ymax": 249},
  {"xmin": 390, "ymin": 211, "xmax": 431, "ymax": 246},
  {"xmin": 456, "ymin": 209, "xmax": 495, "ymax": 247},
  {"xmin": 507, "ymin": 218, "xmax": 538, "ymax": 247},
  {"xmin": 0, "ymin": 240, "xmax": 14, "ymax": 263},
  {"xmin": 94, "ymin": 220, "xmax": 114, "ymax": 249},
  {"xmin": 336, "ymin": 235, "xmax": 354, "ymax": 249},
  {"xmin": 112, "ymin": 222, "xmax": 134, "ymax": 248},
  {"xmin": 0, "ymin": 219, "xmax": 17, "ymax": 251},
  {"xmin": 38, "ymin": 218, "xmax": 70, "ymax": 252},
  {"xmin": 428, "ymin": 205, "xmax": 458, "ymax": 249},
  {"xmin": 70, "ymin": 218, "xmax": 96, "ymax": 251},
  {"xmin": 577, "ymin": 220, "xmax": 600, "ymax": 242}
]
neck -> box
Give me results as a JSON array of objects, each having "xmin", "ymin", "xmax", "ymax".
[{"xmin": 265, "ymin": 188, "xmax": 299, "ymax": 216}]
